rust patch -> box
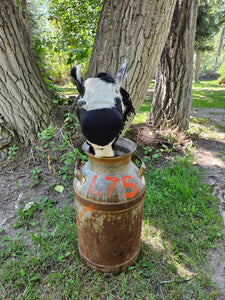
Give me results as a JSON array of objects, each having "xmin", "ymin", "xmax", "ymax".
[{"xmin": 76, "ymin": 206, "xmax": 94, "ymax": 259}]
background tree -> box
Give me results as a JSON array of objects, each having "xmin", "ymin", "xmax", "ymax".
[
  {"xmin": 87, "ymin": 0, "xmax": 177, "ymax": 126},
  {"xmin": 214, "ymin": 25, "xmax": 225, "ymax": 70},
  {"xmin": 148, "ymin": 0, "xmax": 199, "ymax": 131},
  {"xmin": 0, "ymin": 0, "xmax": 53, "ymax": 151},
  {"xmin": 194, "ymin": 0, "xmax": 224, "ymax": 82}
]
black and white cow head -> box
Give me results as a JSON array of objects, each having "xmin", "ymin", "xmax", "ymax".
[{"xmin": 71, "ymin": 62, "xmax": 135, "ymax": 157}]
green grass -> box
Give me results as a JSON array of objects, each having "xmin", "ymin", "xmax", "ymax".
[
  {"xmin": 192, "ymin": 81, "xmax": 225, "ymax": 109},
  {"xmin": 58, "ymin": 86, "xmax": 78, "ymax": 95},
  {"xmin": 132, "ymin": 80, "xmax": 225, "ymax": 124},
  {"xmin": 0, "ymin": 155, "xmax": 222, "ymax": 299},
  {"xmin": 133, "ymin": 100, "xmax": 151, "ymax": 124}
]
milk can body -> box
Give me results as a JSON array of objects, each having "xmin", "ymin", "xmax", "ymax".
[{"xmin": 73, "ymin": 138, "xmax": 146, "ymax": 274}]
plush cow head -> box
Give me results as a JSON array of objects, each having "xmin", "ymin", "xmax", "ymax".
[
  {"xmin": 71, "ymin": 62, "xmax": 127, "ymax": 111},
  {"xmin": 71, "ymin": 62, "xmax": 135, "ymax": 157}
]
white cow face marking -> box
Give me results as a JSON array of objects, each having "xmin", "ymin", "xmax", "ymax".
[
  {"xmin": 81, "ymin": 78, "xmax": 124, "ymax": 111},
  {"xmin": 71, "ymin": 62, "xmax": 128, "ymax": 113}
]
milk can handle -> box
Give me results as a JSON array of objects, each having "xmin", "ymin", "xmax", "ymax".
[
  {"xmin": 74, "ymin": 159, "xmax": 86, "ymax": 184},
  {"xmin": 131, "ymin": 155, "xmax": 146, "ymax": 178}
]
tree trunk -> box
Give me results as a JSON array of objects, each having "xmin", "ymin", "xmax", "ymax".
[
  {"xmin": 194, "ymin": 50, "xmax": 201, "ymax": 82},
  {"xmin": 87, "ymin": 0, "xmax": 177, "ymax": 127},
  {"xmin": 148, "ymin": 0, "xmax": 199, "ymax": 131},
  {"xmin": 214, "ymin": 26, "xmax": 225, "ymax": 69},
  {"xmin": 0, "ymin": 0, "xmax": 53, "ymax": 149}
]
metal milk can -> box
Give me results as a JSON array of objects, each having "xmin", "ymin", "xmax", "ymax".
[{"xmin": 73, "ymin": 137, "xmax": 146, "ymax": 274}]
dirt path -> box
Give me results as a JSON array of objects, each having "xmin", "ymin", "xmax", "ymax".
[{"xmin": 190, "ymin": 107, "xmax": 225, "ymax": 299}]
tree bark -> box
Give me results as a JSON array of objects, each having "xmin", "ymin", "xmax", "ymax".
[
  {"xmin": 148, "ymin": 0, "xmax": 199, "ymax": 131},
  {"xmin": 0, "ymin": 0, "xmax": 53, "ymax": 148},
  {"xmin": 87, "ymin": 0, "xmax": 177, "ymax": 127},
  {"xmin": 194, "ymin": 50, "xmax": 201, "ymax": 82}
]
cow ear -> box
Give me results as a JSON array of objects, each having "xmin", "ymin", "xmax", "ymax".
[
  {"xmin": 116, "ymin": 61, "xmax": 127, "ymax": 85},
  {"xmin": 71, "ymin": 66, "xmax": 85, "ymax": 96}
]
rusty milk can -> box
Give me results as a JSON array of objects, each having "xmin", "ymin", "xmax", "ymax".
[{"xmin": 73, "ymin": 137, "xmax": 146, "ymax": 274}]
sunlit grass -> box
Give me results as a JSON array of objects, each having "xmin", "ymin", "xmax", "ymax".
[
  {"xmin": 132, "ymin": 100, "xmax": 151, "ymax": 124},
  {"xmin": 192, "ymin": 81, "xmax": 225, "ymax": 109},
  {"xmin": 192, "ymin": 80, "xmax": 222, "ymax": 89}
]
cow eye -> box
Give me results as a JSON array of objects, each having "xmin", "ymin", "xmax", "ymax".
[
  {"xmin": 78, "ymin": 99, "xmax": 86, "ymax": 106},
  {"xmin": 114, "ymin": 97, "xmax": 121, "ymax": 104}
]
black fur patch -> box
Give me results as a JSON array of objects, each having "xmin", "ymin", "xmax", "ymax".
[
  {"xmin": 114, "ymin": 97, "xmax": 122, "ymax": 115},
  {"xmin": 87, "ymin": 142, "xmax": 95, "ymax": 155},
  {"xmin": 76, "ymin": 107, "xmax": 86, "ymax": 124},
  {"xmin": 120, "ymin": 87, "xmax": 135, "ymax": 122},
  {"xmin": 71, "ymin": 66, "xmax": 85, "ymax": 96},
  {"xmin": 97, "ymin": 72, "xmax": 115, "ymax": 84}
]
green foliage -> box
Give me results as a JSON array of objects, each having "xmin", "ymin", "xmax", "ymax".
[
  {"xmin": 44, "ymin": 48, "xmax": 72, "ymax": 84},
  {"xmin": 47, "ymin": 0, "xmax": 103, "ymax": 77},
  {"xmin": 36, "ymin": 117, "xmax": 87, "ymax": 181},
  {"xmin": 195, "ymin": 0, "xmax": 224, "ymax": 51},
  {"xmin": 141, "ymin": 143, "xmax": 177, "ymax": 164},
  {"xmin": 38, "ymin": 123, "xmax": 56, "ymax": 142},
  {"xmin": 7, "ymin": 145, "xmax": 19, "ymax": 161},
  {"xmin": 198, "ymin": 30, "xmax": 225, "ymax": 76},
  {"xmin": 25, "ymin": 0, "xmax": 103, "ymax": 84},
  {"xmin": 13, "ymin": 197, "xmax": 55, "ymax": 229},
  {"xmin": 27, "ymin": 0, "xmax": 48, "ymax": 37}
]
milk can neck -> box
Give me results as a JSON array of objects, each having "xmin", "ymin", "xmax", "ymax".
[{"xmin": 88, "ymin": 154, "xmax": 131, "ymax": 175}]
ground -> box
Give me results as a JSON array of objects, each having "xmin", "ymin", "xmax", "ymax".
[
  {"xmin": 190, "ymin": 107, "xmax": 225, "ymax": 300},
  {"xmin": 0, "ymin": 106, "xmax": 225, "ymax": 298},
  {"xmin": 127, "ymin": 107, "xmax": 225, "ymax": 298}
]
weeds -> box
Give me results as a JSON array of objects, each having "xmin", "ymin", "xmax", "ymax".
[
  {"xmin": 38, "ymin": 123, "xmax": 56, "ymax": 142},
  {"xmin": 7, "ymin": 145, "xmax": 18, "ymax": 161},
  {"xmin": 0, "ymin": 233, "xmax": 27, "ymax": 263},
  {"xmin": 35, "ymin": 119, "xmax": 87, "ymax": 183},
  {"xmin": 30, "ymin": 167, "xmax": 43, "ymax": 187},
  {"xmin": 12, "ymin": 197, "xmax": 55, "ymax": 229},
  {"xmin": 141, "ymin": 130, "xmax": 181, "ymax": 163}
]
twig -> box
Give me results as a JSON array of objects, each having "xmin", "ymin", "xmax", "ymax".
[
  {"xmin": 48, "ymin": 153, "xmax": 56, "ymax": 175},
  {"xmin": 30, "ymin": 147, "xmax": 36, "ymax": 164},
  {"xmin": 215, "ymin": 184, "xmax": 225, "ymax": 189},
  {"xmin": 6, "ymin": 170, "xmax": 26, "ymax": 175},
  {"xmin": 160, "ymin": 277, "xmax": 194, "ymax": 284}
]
